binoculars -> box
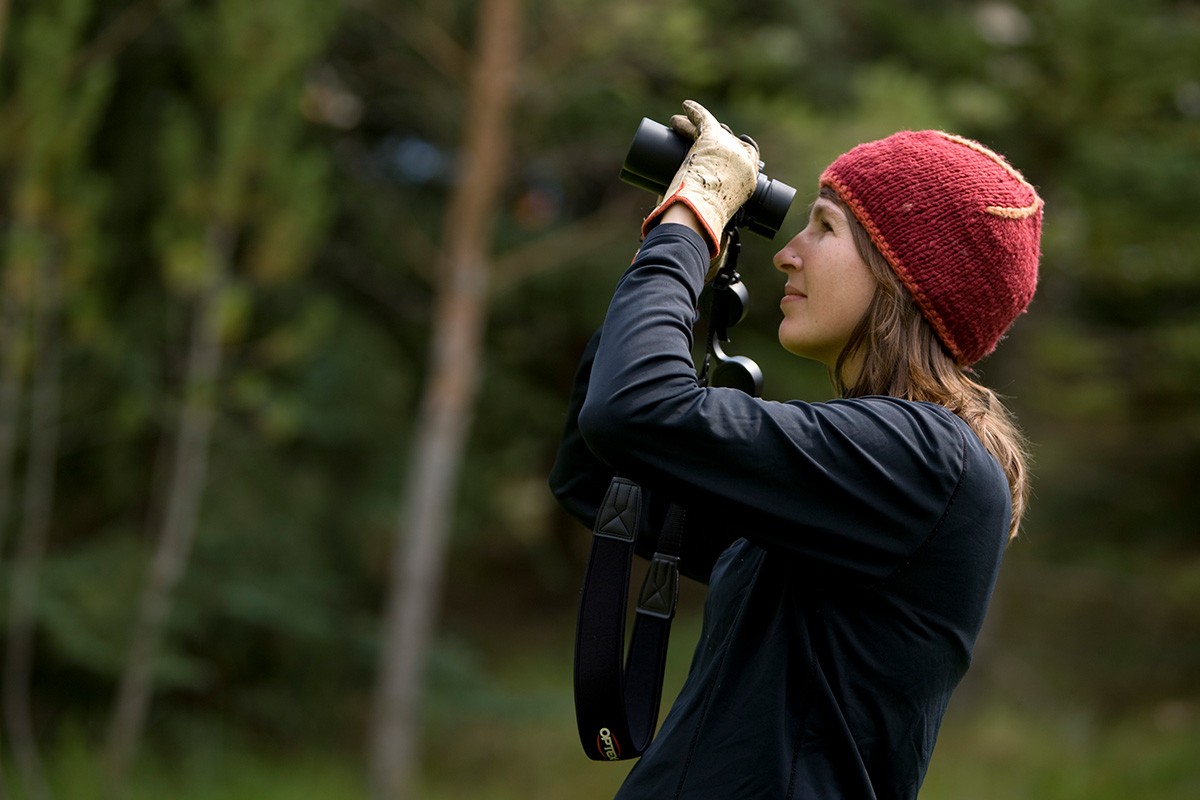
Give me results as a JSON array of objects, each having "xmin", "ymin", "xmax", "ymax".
[
  {"xmin": 619, "ymin": 114, "xmax": 796, "ymax": 396},
  {"xmin": 619, "ymin": 117, "xmax": 796, "ymax": 239}
]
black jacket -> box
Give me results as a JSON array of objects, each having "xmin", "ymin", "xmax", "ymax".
[{"xmin": 549, "ymin": 224, "xmax": 1010, "ymax": 799}]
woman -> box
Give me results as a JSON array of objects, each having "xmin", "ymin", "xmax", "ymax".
[{"xmin": 549, "ymin": 101, "xmax": 1041, "ymax": 799}]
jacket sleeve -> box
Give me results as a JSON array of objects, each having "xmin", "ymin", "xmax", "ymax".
[
  {"xmin": 577, "ymin": 224, "xmax": 977, "ymax": 584},
  {"xmin": 549, "ymin": 328, "xmax": 737, "ymax": 584}
]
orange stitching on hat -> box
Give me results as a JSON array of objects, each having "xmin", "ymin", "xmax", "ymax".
[
  {"xmin": 983, "ymin": 201, "xmax": 1041, "ymax": 219},
  {"xmin": 935, "ymin": 131, "xmax": 1044, "ymax": 220}
]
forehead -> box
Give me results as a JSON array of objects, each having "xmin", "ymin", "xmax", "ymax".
[{"xmin": 809, "ymin": 196, "xmax": 846, "ymax": 216}]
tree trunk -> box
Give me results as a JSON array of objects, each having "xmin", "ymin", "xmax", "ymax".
[
  {"xmin": 104, "ymin": 226, "xmax": 231, "ymax": 796},
  {"xmin": 0, "ymin": 274, "xmax": 27, "ymax": 800},
  {"xmin": 0, "ymin": 270, "xmax": 26, "ymax": 569},
  {"xmin": 0, "ymin": 282, "xmax": 18, "ymax": 800},
  {"xmin": 2, "ymin": 244, "xmax": 60, "ymax": 800},
  {"xmin": 0, "ymin": 0, "xmax": 11, "ymax": 64},
  {"xmin": 367, "ymin": 0, "xmax": 521, "ymax": 797}
]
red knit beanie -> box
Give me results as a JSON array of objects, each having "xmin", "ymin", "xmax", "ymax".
[{"xmin": 820, "ymin": 130, "xmax": 1042, "ymax": 365}]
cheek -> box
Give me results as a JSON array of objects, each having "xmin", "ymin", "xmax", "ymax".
[
  {"xmin": 839, "ymin": 261, "xmax": 877, "ymax": 324},
  {"xmin": 847, "ymin": 277, "xmax": 877, "ymax": 322}
]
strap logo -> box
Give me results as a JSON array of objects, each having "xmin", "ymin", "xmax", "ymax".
[{"xmin": 597, "ymin": 727, "xmax": 621, "ymax": 760}]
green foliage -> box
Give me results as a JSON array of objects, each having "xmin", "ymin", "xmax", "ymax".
[
  {"xmin": 6, "ymin": 608, "xmax": 1198, "ymax": 799},
  {"xmin": 921, "ymin": 702, "xmax": 1200, "ymax": 800},
  {"xmin": 3, "ymin": 0, "xmax": 114, "ymax": 219},
  {"xmin": 32, "ymin": 723, "xmax": 365, "ymax": 800},
  {"xmin": 0, "ymin": 0, "xmax": 1198, "ymax": 789}
]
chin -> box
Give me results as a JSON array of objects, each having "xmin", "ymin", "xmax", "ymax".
[
  {"xmin": 779, "ymin": 340, "xmax": 815, "ymax": 361},
  {"xmin": 778, "ymin": 328, "xmax": 809, "ymax": 359},
  {"xmin": 778, "ymin": 332, "xmax": 836, "ymax": 367}
]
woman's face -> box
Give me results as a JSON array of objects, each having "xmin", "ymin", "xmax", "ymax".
[{"xmin": 773, "ymin": 193, "xmax": 877, "ymax": 368}]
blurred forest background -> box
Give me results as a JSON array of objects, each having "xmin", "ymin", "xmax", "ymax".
[{"xmin": 0, "ymin": 0, "xmax": 1198, "ymax": 798}]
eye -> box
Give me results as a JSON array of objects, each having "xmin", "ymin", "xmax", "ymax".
[{"xmin": 808, "ymin": 205, "xmax": 836, "ymax": 235}]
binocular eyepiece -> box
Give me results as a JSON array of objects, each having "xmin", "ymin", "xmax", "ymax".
[{"xmin": 619, "ymin": 117, "xmax": 797, "ymax": 239}]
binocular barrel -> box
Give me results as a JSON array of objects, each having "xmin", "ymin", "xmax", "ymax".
[{"xmin": 619, "ymin": 117, "xmax": 797, "ymax": 239}]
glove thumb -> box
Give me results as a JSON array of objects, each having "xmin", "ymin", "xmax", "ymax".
[
  {"xmin": 669, "ymin": 113, "xmax": 698, "ymax": 141},
  {"xmin": 682, "ymin": 99, "xmax": 720, "ymax": 134}
]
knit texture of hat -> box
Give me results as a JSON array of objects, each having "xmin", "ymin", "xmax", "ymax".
[{"xmin": 820, "ymin": 130, "xmax": 1042, "ymax": 365}]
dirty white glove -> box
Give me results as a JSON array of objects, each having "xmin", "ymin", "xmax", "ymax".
[{"xmin": 641, "ymin": 100, "xmax": 760, "ymax": 258}]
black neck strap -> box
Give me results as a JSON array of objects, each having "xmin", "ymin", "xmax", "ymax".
[
  {"xmin": 573, "ymin": 226, "xmax": 759, "ymax": 762},
  {"xmin": 573, "ymin": 478, "xmax": 683, "ymax": 760}
]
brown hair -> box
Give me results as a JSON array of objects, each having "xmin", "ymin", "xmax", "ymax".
[{"xmin": 823, "ymin": 187, "xmax": 1030, "ymax": 541}]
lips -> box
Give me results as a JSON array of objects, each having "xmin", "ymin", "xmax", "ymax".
[{"xmin": 781, "ymin": 284, "xmax": 806, "ymax": 303}]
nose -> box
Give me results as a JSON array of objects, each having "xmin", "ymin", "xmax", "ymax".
[{"xmin": 773, "ymin": 234, "xmax": 802, "ymax": 273}]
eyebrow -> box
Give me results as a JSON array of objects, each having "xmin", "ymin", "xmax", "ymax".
[{"xmin": 809, "ymin": 197, "xmax": 845, "ymax": 220}]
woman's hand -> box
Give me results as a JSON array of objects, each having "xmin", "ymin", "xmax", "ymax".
[{"xmin": 641, "ymin": 100, "xmax": 760, "ymax": 258}]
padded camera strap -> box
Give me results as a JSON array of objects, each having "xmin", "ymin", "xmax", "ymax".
[
  {"xmin": 572, "ymin": 229, "xmax": 759, "ymax": 763},
  {"xmin": 574, "ymin": 477, "xmax": 684, "ymax": 761}
]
